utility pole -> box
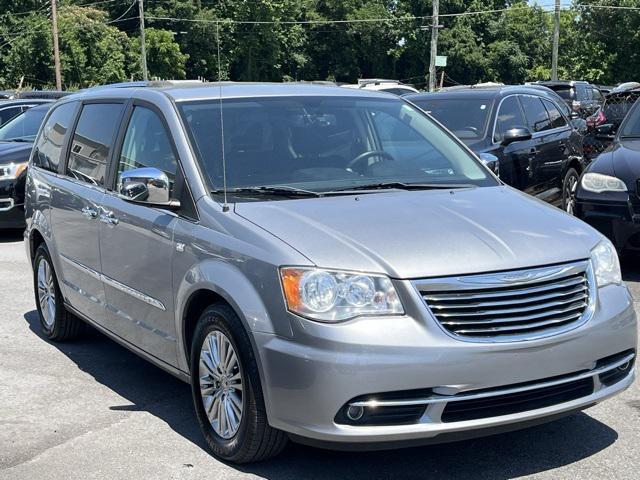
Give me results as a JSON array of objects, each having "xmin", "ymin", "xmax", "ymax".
[
  {"xmin": 51, "ymin": 0, "xmax": 62, "ymax": 90},
  {"xmin": 428, "ymin": 0, "xmax": 439, "ymax": 92},
  {"xmin": 138, "ymin": 0, "xmax": 148, "ymax": 81},
  {"xmin": 551, "ymin": 0, "xmax": 560, "ymax": 81}
]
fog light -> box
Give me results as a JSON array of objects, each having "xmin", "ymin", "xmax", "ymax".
[{"xmin": 346, "ymin": 405, "xmax": 364, "ymax": 421}]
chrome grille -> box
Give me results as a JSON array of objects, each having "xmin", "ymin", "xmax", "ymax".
[{"xmin": 415, "ymin": 261, "xmax": 594, "ymax": 342}]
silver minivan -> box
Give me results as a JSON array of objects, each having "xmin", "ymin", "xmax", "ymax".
[{"xmin": 25, "ymin": 82, "xmax": 636, "ymax": 463}]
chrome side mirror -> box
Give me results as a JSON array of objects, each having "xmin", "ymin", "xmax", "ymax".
[{"xmin": 118, "ymin": 167, "xmax": 179, "ymax": 208}]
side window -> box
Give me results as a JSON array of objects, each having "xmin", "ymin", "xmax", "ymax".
[
  {"xmin": 33, "ymin": 102, "xmax": 77, "ymax": 173},
  {"xmin": 520, "ymin": 95, "xmax": 551, "ymax": 132},
  {"xmin": 542, "ymin": 99, "xmax": 567, "ymax": 129},
  {"xmin": 0, "ymin": 106, "xmax": 22, "ymax": 126},
  {"xmin": 592, "ymin": 88, "xmax": 604, "ymax": 102},
  {"xmin": 117, "ymin": 106, "xmax": 178, "ymax": 193},
  {"xmin": 67, "ymin": 103, "xmax": 124, "ymax": 186},
  {"xmin": 494, "ymin": 96, "xmax": 526, "ymax": 142},
  {"xmin": 576, "ymin": 84, "xmax": 589, "ymax": 101}
]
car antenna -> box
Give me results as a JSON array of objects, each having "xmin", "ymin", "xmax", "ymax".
[{"xmin": 217, "ymin": 21, "xmax": 230, "ymax": 213}]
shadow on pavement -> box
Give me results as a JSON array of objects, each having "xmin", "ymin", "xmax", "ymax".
[
  {"xmin": 24, "ymin": 310, "xmax": 619, "ymax": 480},
  {"xmin": 622, "ymin": 254, "xmax": 640, "ymax": 282},
  {"xmin": 0, "ymin": 229, "xmax": 24, "ymax": 244}
]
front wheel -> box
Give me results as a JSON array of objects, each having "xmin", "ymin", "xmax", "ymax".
[
  {"xmin": 562, "ymin": 168, "xmax": 580, "ymax": 215},
  {"xmin": 190, "ymin": 304, "xmax": 287, "ymax": 463}
]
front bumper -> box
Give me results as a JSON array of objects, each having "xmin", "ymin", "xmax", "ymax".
[
  {"xmin": 575, "ymin": 197, "xmax": 640, "ymax": 251},
  {"xmin": 255, "ymin": 282, "xmax": 636, "ymax": 447}
]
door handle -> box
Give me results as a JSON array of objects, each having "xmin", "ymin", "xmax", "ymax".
[
  {"xmin": 99, "ymin": 210, "xmax": 119, "ymax": 225},
  {"xmin": 81, "ymin": 207, "xmax": 98, "ymax": 219}
]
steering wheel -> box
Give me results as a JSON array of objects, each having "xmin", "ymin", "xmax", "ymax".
[{"xmin": 347, "ymin": 150, "xmax": 396, "ymax": 171}]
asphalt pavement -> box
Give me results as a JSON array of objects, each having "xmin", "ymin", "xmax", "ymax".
[{"xmin": 0, "ymin": 229, "xmax": 638, "ymax": 480}]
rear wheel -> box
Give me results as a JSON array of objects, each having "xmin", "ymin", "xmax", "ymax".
[
  {"xmin": 190, "ymin": 304, "xmax": 287, "ymax": 463},
  {"xmin": 562, "ymin": 168, "xmax": 580, "ymax": 215},
  {"xmin": 33, "ymin": 244, "xmax": 82, "ymax": 341}
]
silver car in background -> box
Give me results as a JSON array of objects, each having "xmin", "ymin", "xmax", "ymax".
[{"xmin": 24, "ymin": 82, "xmax": 636, "ymax": 463}]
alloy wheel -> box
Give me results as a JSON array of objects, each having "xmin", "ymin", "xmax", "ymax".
[
  {"xmin": 37, "ymin": 258, "xmax": 56, "ymax": 328},
  {"xmin": 565, "ymin": 175, "xmax": 578, "ymax": 215},
  {"xmin": 198, "ymin": 330, "xmax": 244, "ymax": 439}
]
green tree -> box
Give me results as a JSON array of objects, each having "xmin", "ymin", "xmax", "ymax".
[{"xmin": 128, "ymin": 28, "xmax": 189, "ymax": 80}]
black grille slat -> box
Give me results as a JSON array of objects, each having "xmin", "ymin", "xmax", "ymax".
[
  {"xmin": 441, "ymin": 378, "xmax": 594, "ymax": 422},
  {"xmin": 421, "ymin": 266, "xmax": 590, "ymax": 340}
]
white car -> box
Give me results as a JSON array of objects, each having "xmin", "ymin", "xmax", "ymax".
[{"xmin": 342, "ymin": 79, "xmax": 419, "ymax": 96}]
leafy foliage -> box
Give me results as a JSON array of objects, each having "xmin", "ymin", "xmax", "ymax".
[{"xmin": 0, "ymin": 0, "xmax": 638, "ymax": 89}]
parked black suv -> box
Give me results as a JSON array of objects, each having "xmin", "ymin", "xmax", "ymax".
[
  {"xmin": 0, "ymin": 104, "xmax": 53, "ymax": 229},
  {"xmin": 531, "ymin": 81, "xmax": 604, "ymax": 118},
  {"xmin": 406, "ymin": 85, "xmax": 586, "ymax": 213}
]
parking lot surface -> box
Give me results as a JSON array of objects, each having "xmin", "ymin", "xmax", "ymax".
[{"xmin": 0, "ymin": 230, "xmax": 638, "ymax": 480}]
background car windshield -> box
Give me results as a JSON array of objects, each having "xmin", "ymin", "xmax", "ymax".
[
  {"xmin": 620, "ymin": 101, "xmax": 640, "ymax": 136},
  {"xmin": 409, "ymin": 97, "xmax": 492, "ymax": 142},
  {"xmin": 0, "ymin": 107, "xmax": 48, "ymax": 141},
  {"xmin": 178, "ymin": 96, "xmax": 497, "ymax": 193}
]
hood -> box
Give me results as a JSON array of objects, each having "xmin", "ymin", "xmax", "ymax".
[
  {"xmin": 610, "ymin": 139, "xmax": 640, "ymax": 189},
  {"xmin": 235, "ymin": 186, "xmax": 601, "ymax": 279},
  {"xmin": 0, "ymin": 141, "xmax": 33, "ymax": 166}
]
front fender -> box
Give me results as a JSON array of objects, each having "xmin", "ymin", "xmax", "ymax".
[{"xmin": 174, "ymin": 259, "xmax": 288, "ymax": 373}]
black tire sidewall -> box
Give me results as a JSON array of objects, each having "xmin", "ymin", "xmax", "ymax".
[
  {"xmin": 190, "ymin": 305, "xmax": 260, "ymax": 461},
  {"xmin": 33, "ymin": 244, "xmax": 66, "ymax": 338}
]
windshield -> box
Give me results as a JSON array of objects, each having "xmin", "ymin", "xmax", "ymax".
[
  {"xmin": 178, "ymin": 96, "xmax": 497, "ymax": 194},
  {"xmin": 0, "ymin": 107, "xmax": 49, "ymax": 142},
  {"xmin": 551, "ymin": 87, "xmax": 573, "ymax": 100},
  {"xmin": 619, "ymin": 99, "xmax": 640, "ymax": 137},
  {"xmin": 409, "ymin": 97, "xmax": 492, "ymax": 143}
]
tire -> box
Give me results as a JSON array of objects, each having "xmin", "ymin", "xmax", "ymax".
[
  {"xmin": 562, "ymin": 168, "xmax": 580, "ymax": 215},
  {"xmin": 190, "ymin": 303, "xmax": 287, "ymax": 463},
  {"xmin": 33, "ymin": 243, "xmax": 82, "ymax": 341}
]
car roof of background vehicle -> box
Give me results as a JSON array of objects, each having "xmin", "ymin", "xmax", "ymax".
[
  {"xmin": 64, "ymin": 81, "xmax": 403, "ymax": 103},
  {"xmin": 0, "ymin": 98, "xmax": 54, "ymax": 106},
  {"xmin": 611, "ymin": 82, "xmax": 640, "ymax": 94},
  {"xmin": 531, "ymin": 80, "xmax": 590, "ymax": 87},
  {"xmin": 404, "ymin": 84, "xmax": 563, "ymax": 102}
]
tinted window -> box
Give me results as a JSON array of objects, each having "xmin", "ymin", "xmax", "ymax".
[
  {"xmin": 67, "ymin": 103, "xmax": 123, "ymax": 186},
  {"xmin": 179, "ymin": 96, "xmax": 497, "ymax": 192},
  {"xmin": 592, "ymin": 88, "xmax": 604, "ymax": 102},
  {"xmin": 576, "ymin": 83, "xmax": 589, "ymax": 100},
  {"xmin": 554, "ymin": 87, "xmax": 573, "ymax": 100},
  {"xmin": 117, "ymin": 107, "xmax": 177, "ymax": 193},
  {"xmin": 542, "ymin": 99, "xmax": 567, "ymax": 129},
  {"xmin": 0, "ymin": 106, "xmax": 22, "ymax": 126},
  {"xmin": 494, "ymin": 96, "xmax": 527, "ymax": 142},
  {"xmin": 380, "ymin": 87, "xmax": 417, "ymax": 96},
  {"xmin": 412, "ymin": 97, "xmax": 492, "ymax": 142},
  {"xmin": 619, "ymin": 101, "xmax": 640, "ymax": 137},
  {"xmin": 520, "ymin": 96, "xmax": 551, "ymax": 132},
  {"xmin": 0, "ymin": 106, "xmax": 50, "ymax": 142},
  {"xmin": 33, "ymin": 103, "xmax": 76, "ymax": 173}
]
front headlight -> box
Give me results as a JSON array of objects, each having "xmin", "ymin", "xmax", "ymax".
[
  {"xmin": 0, "ymin": 162, "xmax": 28, "ymax": 180},
  {"xmin": 280, "ymin": 267, "xmax": 404, "ymax": 322},
  {"xmin": 590, "ymin": 239, "xmax": 622, "ymax": 287},
  {"xmin": 581, "ymin": 172, "xmax": 627, "ymax": 193}
]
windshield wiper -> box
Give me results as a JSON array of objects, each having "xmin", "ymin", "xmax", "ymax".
[
  {"xmin": 213, "ymin": 185, "xmax": 322, "ymax": 197},
  {"xmin": 2, "ymin": 137, "xmax": 31, "ymax": 143},
  {"xmin": 331, "ymin": 182, "xmax": 476, "ymax": 192}
]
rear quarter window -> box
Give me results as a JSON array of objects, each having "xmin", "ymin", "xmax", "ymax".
[{"xmin": 33, "ymin": 102, "xmax": 78, "ymax": 173}]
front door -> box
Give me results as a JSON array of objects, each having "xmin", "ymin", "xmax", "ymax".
[
  {"xmin": 50, "ymin": 102, "xmax": 125, "ymax": 323},
  {"xmin": 493, "ymin": 95, "xmax": 538, "ymax": 194},
  {"xmin": 99, "ymin": 105, "xmax": 180, "ymax": 365}
]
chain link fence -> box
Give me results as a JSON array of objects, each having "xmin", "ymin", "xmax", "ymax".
[{"xmin": 583, "ymin": 89, "xmax": 640, "ymax": 160}]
